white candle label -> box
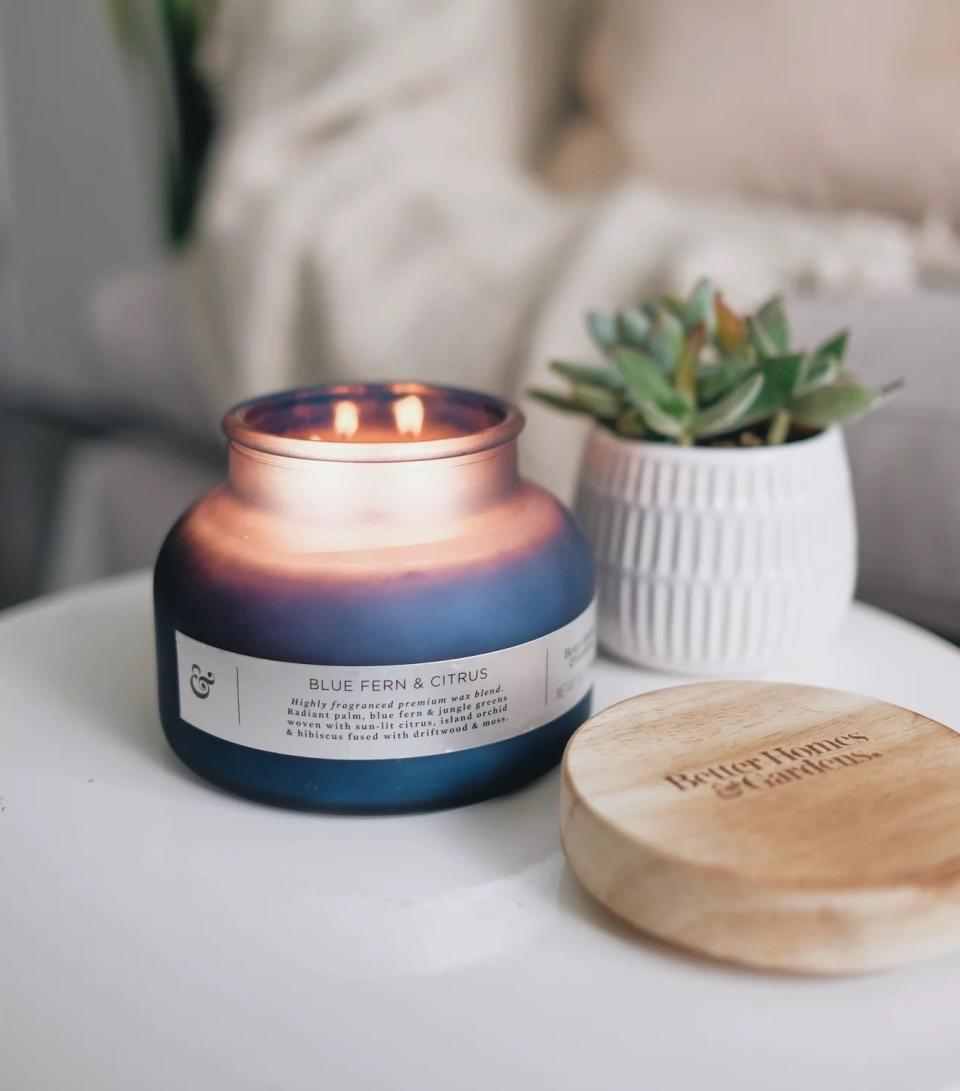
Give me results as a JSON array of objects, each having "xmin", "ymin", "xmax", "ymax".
[{"xmin": 174, "ymin": 601, "xmax": 595, "ymax": 760}]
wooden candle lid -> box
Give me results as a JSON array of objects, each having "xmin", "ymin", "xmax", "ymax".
[{"xmin": 561, "ymin": 681, "xmax": 960, "ymax": 974}]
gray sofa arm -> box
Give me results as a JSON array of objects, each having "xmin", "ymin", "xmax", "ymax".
[{"xmin": 790, "ymin": 290, "xmax": 960, "ymax": 637}]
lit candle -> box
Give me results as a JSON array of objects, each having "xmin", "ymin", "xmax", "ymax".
[
  {"xmin": 332, "ymin": 399, "xmax": 359, "ymax": 438},
  {"xmin": 296, "ymin": 383, "xmax": 480, "ymax": 444},
  {"xmin": 154, "ymin": 382, "xmax": 596, "ymax": 813}
]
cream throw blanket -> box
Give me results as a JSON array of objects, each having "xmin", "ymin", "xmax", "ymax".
[{"xmin": 192, "ymin": 0, "xmax": 957, "ymax": 500}]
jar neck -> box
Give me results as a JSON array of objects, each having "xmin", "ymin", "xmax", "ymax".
[{"xmin": 227, "ymin": 439, "xmax": 521, "ymax": 527}]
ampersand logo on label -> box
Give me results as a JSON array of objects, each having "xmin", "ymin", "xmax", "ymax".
[{"xmin": 190, "ymin": 664, "xmax": 216, "ymax": 699}]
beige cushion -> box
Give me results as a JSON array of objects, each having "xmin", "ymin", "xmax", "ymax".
[{"xmin": 580, "ymin": 0, "xmax": 960, "ymax": 220}]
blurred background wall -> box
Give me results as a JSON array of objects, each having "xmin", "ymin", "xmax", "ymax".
[
  {"xmin": 0, "ymin": 0, "xmax": 162, "ymax": 606},
  {"xmin": 0, "ymin": 0, "xmax": 156, "ymax": 395}
]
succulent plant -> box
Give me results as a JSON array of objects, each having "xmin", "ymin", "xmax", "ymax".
[{"xmin": 530, "ymin": 280, "xmax": 902, "ymax": 446}]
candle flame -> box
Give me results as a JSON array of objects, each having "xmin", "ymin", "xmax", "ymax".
[
  {"xmin": 393, "ymin": 394, "xmax": 425, "ymax": 437},
  {"xmin": 333, "ymin": 400, "xmax": 360, "ymax": 438}
]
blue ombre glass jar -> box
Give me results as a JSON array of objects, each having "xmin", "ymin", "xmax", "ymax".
[{"xmin": 154, "ymin": 382, "xmax": 595, "ymax": 813}]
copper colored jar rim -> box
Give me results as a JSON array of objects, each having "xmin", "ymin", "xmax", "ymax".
[{"xmin": 223, "ymin": 382, "xmax": 524, "ymax": 464}]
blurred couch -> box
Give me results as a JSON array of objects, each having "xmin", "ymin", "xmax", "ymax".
[
  {"xmin": 3, "ymin": 0, "xmax": 960, "ymax": 643},
  {"xmin": 32, "ymin": 269, "xmax": 960, "ymax": 644},
  {"xmin": 790, "ymin": 292, "xmax": 960, "ymax": 637}
]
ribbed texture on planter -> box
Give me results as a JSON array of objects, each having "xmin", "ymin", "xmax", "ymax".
[{"xmin": 575, "ymin": 427, "xmax": 857, "ymax": 674}]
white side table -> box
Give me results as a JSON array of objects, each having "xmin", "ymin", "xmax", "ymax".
[{"xmin": 3, "ymin": 573, "xmax": 960, "ymax": 1091}]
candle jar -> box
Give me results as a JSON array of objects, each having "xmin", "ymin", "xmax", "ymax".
[{"xmin": 154, "ymin": 383, "xmax": 596, "ymax": 813}]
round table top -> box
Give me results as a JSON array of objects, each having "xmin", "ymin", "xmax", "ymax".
[{"xmin": 3, "ymin": 573, "xmax": 960, "ymax": 1091}]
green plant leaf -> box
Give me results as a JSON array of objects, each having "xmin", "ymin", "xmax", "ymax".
[
  {"xmin": 675, "ymin": 322, "xmax": 705, "ymax": 405},
  {"xmin": 570, "ymin": 382, "xmax": 621, "ymax": 419},
  {"xmin": 790, "ymin": 381, "xmax": 902, "ymax": 429},
  {"xmin": 697, "ymin": 351, "xmax": 756, "ymax": 404},
  {"xmin": 614, "ymin": 348, "xmax": 690, "ymax": 414},
  {"xmin": 618, "ymin": 308, "xmax": 650, "ymax": 348},
  {"xmin": 737, "ymin": 353, "xmax": 806, "ymax": 427},
  {"xmin": 532, "ymin": 382, "xmax": 623, "ymax": 420},
  {"xmin": 683, "ymin": 278, "xmax": 716, "ymax": 333},
  {"xmin": 549, "ymin": 360, "xmax": 624, "ymax": 391},
  {"xmin": 714, "ymin": 294, "xmax": 747, "ymax": 353},
  {"xmin": 586, "ymin": 312, "xmax": 619, "ymax": 352},
  {"xmin": 794, "ymin": 354, "xmax": 839, "ymax": 397},
  {"xmin": 528, "ymin": 389, "xmax": 592, "ymax": 416},
  {"xmin": 795, "ymin": 325, "xmax": 848, "ymax": 393},
  {"xmin": 766, "ymin": 408, "xmax": 791, "ymax": 445},
  {"xmin": 614, "ymin": 408, "xmax": 649, "ymax": 438},
  {"xmin": 632, "ymin": 396, "xmax": 690, "ymax": 440},
  {"xmin": 814, "ymin": 329, "xmax": 848, "ymax": 362},
  {"xmin": 747, "ymin": 317, "xmax": 777, "ymax": 358},
  {"xmin": 693, "ymin": 372, "xmax": 764, "ymax": 439},
  {"xmin": 532, "ymin": 292, "xmax": 902, "ymax": 445},
  {"xmin": 662, "ymin": 295, "xmax": 687, "ymax": 322},
  {"xmin": 754, "ymin": 295, "xmax": 789, "ymax": 354},
  {"xmin": 645, "ymin": 309, "xmax": 685, "ymax": 371}
]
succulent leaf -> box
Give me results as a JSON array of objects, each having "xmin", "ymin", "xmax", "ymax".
[
  {"xmin": 737, "ymin": 353, "xmax": 805, "ymax": 427},
  {"xmin": 615, "ymin": 408, "xmax": 649, "ymax": 438},
  {"xmin": 613, "ymin": 347, "xmax": 691, "ymax": 421},
  {"xmin": 529, "ymin": 383, "xmax": 626, "ymax": 422},
  {"xmin": 586, "ymin": 312, "xmax": 619, "ymax": 352},
  {"xmin": 814, "ymin": 329, "xmax": 849, "ymax": 362},
  {"xmin": 662, "ymin": 296, "xmax": 688, "ymax": 323},
  {"xmin": 530, "ymin": 287, "xmax": 900, "ymax": 445},
  {"xmin": 618, "ymin": 308, "xmax": 651, "ymax": 348},
  {"xmin": 570, "ymin": 382, "xmax": 620, "ymax": 419},
  {"xmin": 791, "ymin": 380, "xmax": 902, "ymax": 429},
  {"xmin": 747, "ymin": 316, "xmax": 778, "ymax": 358},
  {"xmin": 754, "ymin": 295, "xmax": 789, "ymax": 354},
  {"xmin": 794, "ymin": 354, "xmax": 839, "ymax": 397},
  {"xmin": 528, "ymin": 389, "xmax": 586, "ymax": 415},
  {"xmin": 715, "ymin": 294, "xmax": 747, "ymax": 353},
  {"xmin": 631, "ymin": 396, "xmax": 690, "ymax": 440},
  {"xmin": 683, "ymin": 279, "xmax": 716, "ymax": 333},
  {"xmin": 693, "ymin": 372, "xmax": 764, "ymax": 439},
  {"xmin": 675, "ymin": 322, "xmax": 706, "ymax": 405},
  {"xmin": 697, "ymin": 350, "xmax": 755, "ymax": 404},
  {"xmin": 766, "ymin": 409, "xmax": 791, "ymax": 446},
  {"xmin": 549, "ymin": 360, "xmax": 624, "ymax": 391},
  {"xmin": 645, "ymin": 309, "xmax": 685, "ymax": 370}
]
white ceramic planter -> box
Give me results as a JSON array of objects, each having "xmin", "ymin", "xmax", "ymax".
[{"xmin": 575, "ymin": 426, "xmax": 856, "ymax": 674}]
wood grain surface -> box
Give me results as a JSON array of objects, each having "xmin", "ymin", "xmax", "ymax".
[{"xmin": 561, "ymin": 681, "xmax": 960, "ymax": 973}]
